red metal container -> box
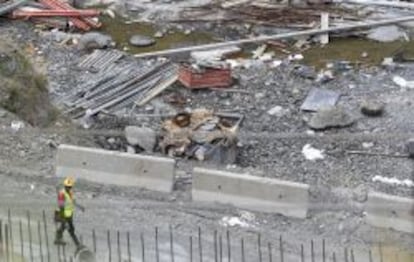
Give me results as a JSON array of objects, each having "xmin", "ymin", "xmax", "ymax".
[{"xmin": 178, "ymin": 63, "xmax": 232, "ymax": 89}]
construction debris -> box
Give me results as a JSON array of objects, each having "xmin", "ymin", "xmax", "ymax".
[
  {"xmin": 178, "ymin": 62, "xmax": 232, "ymax": 89},
  {"xmin": 124, "ymin": 126, "xmax": 156, "ymax": 152},
  {"xmin": 59, "ymin": 53, "xmax": 178, "ymax": 119},
  {"xmin": 308, "ymin": 106, "xmax": 354, "ymax": 130},
  {"xmin": 159, "ymin": 109, "xmax": 242, "ymax": 163},
  {"xmin": 301, "ymin": 88, "xmax": 341, "ymax": 112},
  {"xmin": 0, "ymin": 0, "xmax": 101, "ymax": 31}
]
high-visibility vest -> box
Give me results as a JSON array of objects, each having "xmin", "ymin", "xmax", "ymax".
[{"xmin": 61, "ymin": 189, "xmax": 74, "ymax": 218}]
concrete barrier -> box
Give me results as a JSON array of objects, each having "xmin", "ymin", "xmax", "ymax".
[
  {"xmin": 56, "ymin": 144, "xmax": 175, "ymax": 193},
  {"xmin": 192, "ymin": 168, "xmax": 309, "ymax": 218},
  {"xmin": 365, "ymin": 191, "xmax": 414, "ymax": 233}
]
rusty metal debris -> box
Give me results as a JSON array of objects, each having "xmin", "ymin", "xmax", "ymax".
[
  {"xmin": 159, "ymin": 109, "xmax": 243, "ymax": 164},
  {"xmin": 0, "ymin": 0, "xmax": 101, "ymax": 31}
]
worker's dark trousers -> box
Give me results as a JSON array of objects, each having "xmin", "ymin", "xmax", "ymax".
[{"xmin": 56, "ymin": 216, "xmax": 80, "ymax": 246}]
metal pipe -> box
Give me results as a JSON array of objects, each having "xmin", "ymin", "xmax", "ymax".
[{"xmin": 134, "ymin": 16, "xmax": 414, "ymax": 59}]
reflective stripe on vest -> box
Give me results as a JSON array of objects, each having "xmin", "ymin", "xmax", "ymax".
[{"xmin": 61, "ymin": 189, "xmax": 74, "ymax": 218}]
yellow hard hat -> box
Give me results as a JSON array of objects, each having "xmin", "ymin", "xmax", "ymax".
[{"xmin": 63, "ymin": 177, "xmax": 75, "ymax": 187}]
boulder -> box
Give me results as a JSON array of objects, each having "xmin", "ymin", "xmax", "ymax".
[
  {"xmin": 367, "ymin": 25, "xmax": 407, "ymax": 42},
  {"xmin": 360, "ymin": 100, "xmax": 385, "ymax": 117},
  {"xmin": 308, "ymin": 106, "xmax": 354, "ymax": 130},
  {"xmin": 129, "ymin": 35, "xmax": 156, "ymax": 47},
  {"xmin": 79, "ymin": 32, "xmax": 113, "ymax": 50},
  {"xmin": 124, "ymin": 126, "xmax": 156, "ymax": 152}
]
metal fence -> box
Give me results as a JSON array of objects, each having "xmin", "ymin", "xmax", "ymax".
[{"xmin": 0, "ymin": 209, "xmax": 412, "ymax": 262}]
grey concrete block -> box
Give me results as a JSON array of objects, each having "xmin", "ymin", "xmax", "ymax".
[
  {"xmin": 192, "ymin": 168, "xmax": 309, "ymax": 218},
  {"xmin": 365, "ymin": 191, "xmax": 414, "ymax": 233},
  {"xmin": 56, "ymin": 144, "xmax": 175, "ymax": 193}
]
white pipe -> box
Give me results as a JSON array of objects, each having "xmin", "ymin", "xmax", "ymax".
[
  {"xmin": 337, "ymin": 0, "xmax": 414, "ymax": 9},
  {"xmin": 134, "ymin": 15, "xmax": 414, "ymax": 59}
]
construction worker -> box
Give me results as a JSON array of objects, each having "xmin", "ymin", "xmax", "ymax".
[{"xmin": 54, "ymin": 177, "xmax": 85, "ymax": 247}]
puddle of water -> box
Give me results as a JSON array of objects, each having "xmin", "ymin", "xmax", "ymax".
[
  {"xmin": 302, "ymin": 38, "xmax": 414, "ymax": 68},
  {"xmin": 99, "ymin": 16, "xmax": 214, "ymax": 54}
]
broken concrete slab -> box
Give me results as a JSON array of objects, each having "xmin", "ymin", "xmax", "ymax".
[
  {"xmin": 124, "ymin": 126, "xmax": 156, "ymax": 152},
  {"xmin": 367, "ymin": 25, "xmax": 408, "ymax": 42},
  {"xmin": 308, "ymin": 106, "xmax": 354, "ymax": 130},
  {"xmin": 300, "ymin": 87, "xmax": 341, "ymax": 112}
]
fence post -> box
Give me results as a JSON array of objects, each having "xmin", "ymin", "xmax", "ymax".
[
  {"xmin": 301, "ymin": 244, "xmax": 304, "ymax": 262},
  {"xmin": 92, "ymin": 229, "xmax": 97, "ymax": 254},
  {"xmin": 27, "ymin": 211, "xmax": 34, "ymax": 262},
  {"xmin": 155, "ymin": 227, "xmax": 159, "ymax": 262},
  {"xmin": 240, "ymin": 238, "xmax": 245, "ymax": 262},
  {"xmin": 126, "ymin": 231, "xmax": 131, "ymax": 262},
  {"xmin": 198, "ymin": 227, "xmax": 203, "ymax": 262},
  {"xmin": 5, "ymin": 224, "xmax": 9, "ymax": 262},
  {"xmin": 226, "ymin": 230, "xmax": 231, "ymax": 262},
  {"xmin": 117, "ymin": 231, "xmax": 121, "ymax": 262},
  {"xmin": 107, "ymin": 230, "xmax": 112, "ymax": 262},
  {"xmin": 7, "ymin": 209, "xmax": 14, "ymax": 262},
  {"xmin": 311, "ymin": 239, "xmax": 315, "ymax": 262},
  {"xmin": 344, "ymin": 247, "xmax": 349, "ymax": 262},
  {"xmin": 19, "ymin": 221, "xmax": 24, "ymax": 259},
  {"xmin": 279, "ymin": 235, "xmax": 284, "ymax": 262},
  {"xmin": 140, "ymin": 233, "xmax": 145, "ymax": 262},
  {"xmin": 219, "ymin": 235, "xmax": 223, "ymax": 262},
  {"xmin": 214, "ymin": 230, "xmax": 218, "ymax": 262},
  {"xmin": 267, "ymin": 242, "xmax": 272, "ymax": 262},
  {"xmin": 38, "ymin": 221, "xmax": 44, "ymax": 262},
  {"xmin": 42, "ymin": 210, "xmax": 51, "ymax": 262},
  {"xmin": 189, "ymin": 235, "xmax": 193, "ymax": 262},
  {"xmin": 257, "ymin": 233, "xmax": 262, "ymax": 262},
  {"xmin": 322, "ymin": 239, "xmax": 326, "ymax": 262},
  {"xmin": 169, "ymin": 225, "xmax": 175, "ymax": 262}
]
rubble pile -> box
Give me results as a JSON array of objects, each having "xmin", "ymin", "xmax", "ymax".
[
  {"xmin": 0, "ymin": 0, "xmax": 102, "ymax": 30},
  {"xmin": 158, "ymin": 109, "xmax": 242, "ymax": 164}
]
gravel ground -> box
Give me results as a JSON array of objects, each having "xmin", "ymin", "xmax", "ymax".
[{"xmin": 0, "ymin": 13, "xmax": 413, "ymax": 261}]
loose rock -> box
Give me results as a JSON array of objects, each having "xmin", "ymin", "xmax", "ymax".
[
  {"xmin": 129, "ymin": 35, "xmax": 156, "ymax": 47},
  {"xmin": 406, "ymin": 139, "xmax": 414, "ymax": 158},
  {"xmin": 125, "ymin": 126, "xmax": 156, "ymax": 152},
  {"xmin": 352, "ymin": 184, "xmax": 368, "ymax": 203},
  {"xmin": 79, "ymin": 32, "xmax": 114, "ymax": 50},
  {"xmin": 360, "ymin": 100, "xmax": 385, "ymax": 117},
  {"xmin": 367, "ymin": 25, "xmax": 407, "ymax": 42},
  {"xmin": 308, "ymin": 106, "xmax": 354, "ymax": 130}
]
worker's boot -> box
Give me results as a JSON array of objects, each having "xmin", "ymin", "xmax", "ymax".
[{"xmin": 54, "ymin": 231, "xmax": 66, "ymax": 245}]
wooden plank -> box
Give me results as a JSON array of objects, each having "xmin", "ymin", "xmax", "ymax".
[{"xmin": 136, "ymin": 74, "xmax": 178, "ymax": 106}]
